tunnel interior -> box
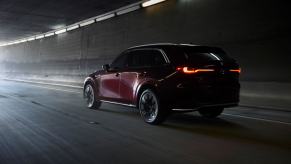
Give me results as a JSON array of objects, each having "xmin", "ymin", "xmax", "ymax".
[
  {"xmin": 0, "ymin": 1, "xmax": 291, "ymax": 164},
  {"xmin": 0, "ymin": 0, "xmax": 290, "ymax": 109}
]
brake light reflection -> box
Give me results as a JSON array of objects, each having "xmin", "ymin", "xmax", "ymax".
[{"xmin": 229, "ymin": 68, "xmax": 241, "ymax": 73}]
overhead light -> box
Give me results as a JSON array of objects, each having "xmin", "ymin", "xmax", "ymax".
[
  {"xmin": 45, "ymin": 32, "xmax": 54, "ymax": 37},
  {"xmin": 27, "ymin": 37, "xmax": 35, "ymax": 41},
  {"xmin": 67, "ymin": 25, "xmax": 79, "ymax": 31},
  {"xmin": 0, "ymin": 1, "xmax": 168, "ymax": 47},
  {"xmin": 19, "ymin": 39, "xmax": 27, "ymax": 43},
  {"xmin": 80, "ymin": 19, "xmax": 95, "ymax": 27},
  {"xmin": 142, "ymin": 0, "xmax": 166, "ymax": 7},
  {"xmin": 96, "ymin": 13, "xmax": 115, "ymax": 22},
  {"xmin": 116, "ymin": 5, "xmax": 140, "ymax": 15},
  {"xmin": 5, "ymin": 42, "xmax": 13, "ymax": 46},
  {"xmin": 36, "ymin": 35, "xmax": 44, "ymax": 39},
  {"xmin": 13, "ymin": 41, "xmax": 21, "ymax": 44},
  {"xmin": 55, "ymin": 29, "xmax": 66, "ymax": 34}
]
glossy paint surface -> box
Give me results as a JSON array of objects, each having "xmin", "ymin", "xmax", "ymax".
[
  {"xmin": 99, "ymin": 71, "xmax": 120, "ymax": 101},
  {"xmin": 85, "ymin": 44, "xmax": 240, "ymax": 109}
]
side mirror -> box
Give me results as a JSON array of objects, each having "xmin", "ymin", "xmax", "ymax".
[{"xmin": 102, "ymin": 64, "xmax": 110, "ymax": 71}]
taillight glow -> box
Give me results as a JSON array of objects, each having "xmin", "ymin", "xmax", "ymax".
[
  {"xmin": 176, "ymin": 67, "xmax": 215, "ymax": 74},
  {"xmin": 229, "ymin": 68, "xmax": 241, "ymax": 73}
]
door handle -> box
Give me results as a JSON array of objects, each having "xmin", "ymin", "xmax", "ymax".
[{"xmin": 115, "ymin": 73, "xmax": 120, "ymax": 77}]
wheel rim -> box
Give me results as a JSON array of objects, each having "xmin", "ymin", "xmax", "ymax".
[
  {"xmin": 139, "ymin": 91, "xmax": 158, "ymax": 122},
  {"xmin": 85, "ymin": 85, "xmax": 94, "ymax": 107}
]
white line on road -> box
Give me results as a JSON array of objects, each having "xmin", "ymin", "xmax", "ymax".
[
  {"xmin": 223, "ymin": 113, "xmax": 291, "ymax": 126},
  {"xmin": 29, "ymin": 84, "xmax": 82, "ymax": 94},
  {"xmin": 2, "ymin": 78, "xmax": 83, "ymax": 89}
]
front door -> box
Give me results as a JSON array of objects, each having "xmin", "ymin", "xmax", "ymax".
[
  {"xmin": 99, "ymin": 53, "xmax": 128, "ymax": 102},
  {"xmin": 99, "ymin": 71, "xmax": 120, "ymax": 102}
]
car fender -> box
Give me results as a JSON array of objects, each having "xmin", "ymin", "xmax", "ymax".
[
  {"xmin": 134, "ymin": 78, "xmax": 160, "ymax": 107},
  {"xmin": 83, "ymin": 75, "xmax": 100, "ymax": 98}
]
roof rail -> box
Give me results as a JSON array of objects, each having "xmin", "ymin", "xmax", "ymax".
[{"xmin": 128, "ymin": 43, "xmax": 177, "ymax": 49}]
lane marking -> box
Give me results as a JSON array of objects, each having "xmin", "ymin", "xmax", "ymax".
[
  {"xmin": 1, "ymin": 78, "xmax": 83, "ymax": 89},
  {"xmin": 239, "ymin": 104, "xmax": 291, "ymax": 113},
  {"xmin": 223, "ymin": 113, "xmax": 291, "ymax": 126},
  {"xmin": 29, "ymin": 84, "xmax": 82, "ymax": 94}
]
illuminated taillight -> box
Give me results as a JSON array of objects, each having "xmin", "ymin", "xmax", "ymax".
[
  {"xmin": 229, "ymin": 68, "xmax": 241, "ymax": 73},
  {"xmin": 183, "ymin": 67, "xmax": 196, "ymax": 74},
  {"xmin": 176, "ymin": 67, "xmax": 215, "ymax": 74}
]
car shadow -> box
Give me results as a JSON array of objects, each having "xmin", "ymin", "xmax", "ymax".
[
  {"xmin": 97, "ymin": 103, "xmax": 140, "ymax": 117},
  {"xmin": 161, "ymin": 113, "xmax": 290, "ymax": 150},
  {"xmin": 97, "ymin": 103, "xmax": 242, "ymax": 129},
  {"xmin": 166, "ymin": 113, "xmax": 242, "ymax": 128},
  {"xmin": 91, "ymin": 105, "xmax": 290, "ymax": 150}
]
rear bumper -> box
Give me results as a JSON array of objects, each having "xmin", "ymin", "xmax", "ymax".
[{"xmin": 160, "ymin": 84, "xmax": 240, "ymax": 110}]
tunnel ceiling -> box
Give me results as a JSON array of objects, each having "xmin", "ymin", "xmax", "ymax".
[{"xmin": 0, "ymin": 0, "xmax": 139, "ymax": 44}]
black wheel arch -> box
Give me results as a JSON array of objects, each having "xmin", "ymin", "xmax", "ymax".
[
  {"xmin": 83, "ymin": 78, "xmax": 97, "ymax": 98},
  {"xmin": 136, "ymin": 83, "xmax": 159, "ymax": 108}
]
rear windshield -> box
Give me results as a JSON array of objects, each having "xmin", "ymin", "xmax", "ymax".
[{"xmin": 165, "ymin": 46, "xmax": 234, "ymax": 65}]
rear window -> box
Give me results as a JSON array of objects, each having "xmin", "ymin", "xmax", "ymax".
[{"xmin": 165, "ymin": 46, "xmax": 234, "ymax": 65}]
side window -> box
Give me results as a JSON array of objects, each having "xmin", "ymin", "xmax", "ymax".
[
  {"xmin": 110, "ymin": 53, "xmax": 128, "ymax": 70},
  {"xmin": 129, "ymin": 49, "xmax": 166, "ymax": 67}
]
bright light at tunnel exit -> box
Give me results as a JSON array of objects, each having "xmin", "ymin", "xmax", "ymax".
[{"xmin": 142, "ymin": 0, "xmax": 166, "ymax": 8}]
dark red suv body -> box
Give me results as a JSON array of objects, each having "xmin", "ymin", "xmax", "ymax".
[{"xmin": 84, "ymin": 43, "xmax": 240, "ymax": 124}]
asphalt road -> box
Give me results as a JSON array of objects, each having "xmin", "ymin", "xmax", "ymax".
[{"xmin": 0, "ymin": 80, "xmax": 290, "ymax": 164}]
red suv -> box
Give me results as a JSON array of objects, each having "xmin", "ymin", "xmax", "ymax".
[{"xmin": 83, "ymin": 43, "xmax": 240, "ymax": 124}]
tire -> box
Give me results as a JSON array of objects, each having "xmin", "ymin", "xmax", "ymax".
[
  {"xmin": 198, "ymin": 107, "xmax": 224, "ymax": 118},
  {"xmin": 139, "ymin": 89, "xmax": 167, "ymax": 125},
  {"xmin": 84, "ymin": 84, "xmax": 101, "ymax": 109}
]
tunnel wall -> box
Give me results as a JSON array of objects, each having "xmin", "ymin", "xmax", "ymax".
[{"xmin": 0, "ymin": 0, "xmax": 290, "ymax": 109}]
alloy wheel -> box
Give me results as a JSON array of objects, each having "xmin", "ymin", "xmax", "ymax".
[
  {"xmin": 85, "ymin": 85, "xmax": 95, "ymax": 108},
  {"xmin": 139, "ymin": 90, "xmax": 159, "ymax": 123}
]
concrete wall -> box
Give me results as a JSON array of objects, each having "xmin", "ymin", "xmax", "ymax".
[{"xmin": 0, "ymin": 0, "xmax": 290, "ymax": 108}]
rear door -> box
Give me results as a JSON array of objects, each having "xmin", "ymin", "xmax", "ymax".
[
  {"xmin": 118, "ymin": 50, "xmax": 138, "ymax": 104},
  {"xmin": 119, "ymin": 49, "xmax": 168, "ymax": 104}
]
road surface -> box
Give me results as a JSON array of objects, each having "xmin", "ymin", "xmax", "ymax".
[{"xmin": 0, "ymin": 80, "xmax": 290, "ymax": 164}]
